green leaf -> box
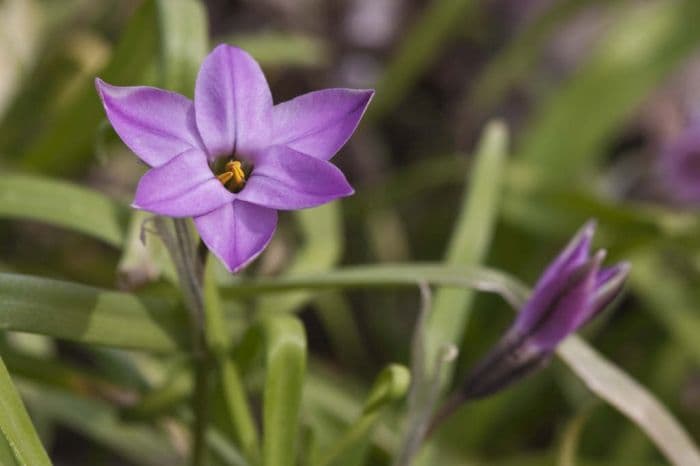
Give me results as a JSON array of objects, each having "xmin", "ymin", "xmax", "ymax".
[
  {"xmin": 0, "ymin": 431, "xmax": 19, "ymax": 466},
  {"xmin": 155, "ymin": 0, "xmax": 208, "ymax": 95},
  {"xmin": 19, "ymin": 381, "xmax": 182, "ymax": 466},
  {"xmin": 316, "ymin": 364, "xmax": 410, "ymax": 466},
  {"xmin": 0, "ymin": 265, "xmax": 523, "ymax": 354},
  {"xmin": 117, "ymin": 210, "xmax": 177, "ymax": 288},
  {"xmin": 224, "ymin": 263, "xmax": 526, "ymax": 303},
  {"xmin": 0, "ymin": 173, "xmax": 129, "ymax": 247},
  {"xmin": 224, "ymin": 32, "xmax": 329, "ymax": 68},
  {"xmin": 395, "ymin": 286, "xmax": 459, "ymax": 466},
  {"xmin": 612, "ymin": 343, "xmax": 690, "ymax": 462},
  {"xmin": 424, "ymin": 121, "xmax": 508, "ymax": 381},
  {"xmin": 367, "ymin": 0, "xmax": 476, "ymax": 120},
  {"xmin": 0, "ymin": 0, "xmax": 44, "ymax": 120},
  {"xmin": 21, "ymin": 0, "xmax": 160, "ymax": 175},
  {"xmin": 203, "ymin": 257, "xmax": 260, "ymax": 462},
  {"xmin": 557, "ymin": 408, "xmax": 593, "ymax": 466},
  {"xmin": 468, "ymin": 0, "xmax": 604, "ymax": 112},
  {"xmin": 558, "ymin": 338, "xmax": 700, "ymax": 466},
  {"xmin": 517, "ymin": 0, "xmax": 700, "ymax": 183},
  {"xmin": 0, "ymin": 357, "xmax": 51, "ymax": 466},
  {"xmin": 262, "ymin": 315, "xmax": 307, "ymax": 466},
  {"xmin": 0, "ymin": 272, "xmax": 186, "ymax": 352}
]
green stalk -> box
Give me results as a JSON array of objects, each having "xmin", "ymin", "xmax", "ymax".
[
  {"xmin": 158, "ymin": 218, "xmax": 210, "ymax": 466},
  {"xmin": 202, "ymin": 255, "xmax": 260, "ymax": 463}
]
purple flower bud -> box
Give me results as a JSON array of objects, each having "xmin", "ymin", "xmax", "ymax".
[{"xmin": 460, "ymin": 221, "xmax": 629, "ymax": 399}]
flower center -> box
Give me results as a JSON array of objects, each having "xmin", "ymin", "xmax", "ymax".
[{"xmin": 213, "ymin": 158, "xmax": 252, "ymax": 193}]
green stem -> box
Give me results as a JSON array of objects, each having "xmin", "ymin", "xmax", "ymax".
[
  {"xmin": 201, "ymin": 251, "xmax": 261, "ymax": 462},
  {"xmin": 191, "ymin": 354, "xmax": 211, "ymax": 466},
  {"xmin": 163, "ymin": 218, "xmax": 211, "ymax": 466}
]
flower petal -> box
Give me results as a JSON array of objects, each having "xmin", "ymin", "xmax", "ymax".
[
  {"xmin": 194, "ymin": 45, "xmax": 273, "ymax": 160},
  {"xmin": 514, "ymin": 221, "xmax": 595, "ymax": 333},
  {"xmin": 95, "ymin": 78, "xmax": 202, "ymax": 167},
  {"xmin": 238, "ymin": 145, "xmax": 354, "ymax": 210},
  {"xmin": 133, "ymin": 148, "xmax": 233, "ymax": 217},
  {"xmin": 588, "ymin": 261, "xmax": 630, "ymax": 320},
  {"xmin": 526, "ymin": 252, "xmax": 603, "ymax": 350},
  {"xmin": 272, "ymin": 89, "xmax": 374, "ymax": 160},
  {"xmin": 194, "ymin": 200, "xmax": 277, "ymax": 273}
]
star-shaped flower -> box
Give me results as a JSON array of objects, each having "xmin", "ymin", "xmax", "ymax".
[{"xmin": 96, "ymin": 45, "xmax": 373, "ymax": 272}]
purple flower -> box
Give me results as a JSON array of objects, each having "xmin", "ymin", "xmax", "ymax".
[
  {"xmin": 657, "ymin": 121, "xmax": 700, "ymax": 206},
  {"xmin": 96, "ymin": 45, "xmax": 373, "ymax": 272},
  {"xmin": 460, "ymin": 221, "xmax": 629, "ymax": 399}
]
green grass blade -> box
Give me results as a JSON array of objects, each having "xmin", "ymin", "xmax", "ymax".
[
  {"xmin": 517, "ymin": 0, "xmax": 700, "ymax": 183},
  {"xmin": 424, "ymin": 121, "xmax": 508, "ymax": 380},
  {"xmin": 368, "ymin": 0, "xmax": 476, "ymax": 120},
  {"xmin": 155, "ymin": 0, "xmax": 208, "ymax": 96},
  {"xmin": 558, "ymin": 338, "xmax": 700, "ymax": 466},
  {"xmin": 557, "ymin": 408, "xmax": 592, "ymax": 466},
  {"xmin": 0, "ymin": 431, "xmax": 19, "ymax": 466},
  {"xmin": 19, "ymin": 381, "xmax": 182, "ymax": 466},
  {"xmin": 468, "ymin": 0, "xmax": 603, "ymax": 112},
  {"xmin": 0, "ymin": 357, "xmax": 51, "ymax": 466},
  {"xmin": 0, "ymin": 264, "xmax": 525, "ymax": 353},
  {"xmin": 316, "ymin": 364, "xmax": 410, "ymax": 466},
  {"xmin": 0, "ymin": 272, "xmax": 186, "ymax": 352},
  {"xmin": 262, "ymin": 315, "xmax": 307, "ymax": 466},
  {"xmin": 224, "ymin": 263, "xmax": 527, "ymax": 303},
  {"xmin": 21, "ymin": 0, "xmax": 160, "ymax": 176},
  {"xmin": 224, "ymin": 32, "xmax": 329, "ymax": 68},
  {"xmin": 203, "ymin": 257, "xmax": 260, "ymax": 462},
  {"xmin": 0, "ymin": 173, "xmax": 129, "ymax": 247}
]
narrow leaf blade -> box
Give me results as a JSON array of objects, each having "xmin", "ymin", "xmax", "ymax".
[{"xmin": 0, "ymin": 357, "xmax": 51, "ymax": 466}]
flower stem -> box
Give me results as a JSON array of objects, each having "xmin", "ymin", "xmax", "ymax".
[
  {"xmin": 158, "ymin": 217, "xmax": 211, "ymax": 466},
  {"xmin": 191, "ymin": 353, "xmax": 211, "ymax": 466}
]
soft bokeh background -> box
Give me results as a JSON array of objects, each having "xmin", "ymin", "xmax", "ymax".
[{"xmin": 2, "ymin": 0, "xmax": 700, "ymax": 464}]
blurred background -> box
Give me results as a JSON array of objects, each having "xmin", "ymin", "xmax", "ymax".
[{"xmin": 2, "ymin": 0, "xmax": 700, "ymax": 464}]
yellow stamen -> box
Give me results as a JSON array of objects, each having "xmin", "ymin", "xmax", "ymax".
[
  {"xmin": 228, "ymin": 161, "xmax": 246, "ymax": 188},
  {"xmin": 217, "ymin": 160, "xmax": 247, "ymax": 191},
  {"xmin": 217, "ymin": 171, "xmax": 234, "ymax": 185}
]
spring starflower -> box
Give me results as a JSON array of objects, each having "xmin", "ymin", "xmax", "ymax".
[{"xmin": 97, "ymin": 45, "xmax": 373, "ymax": 272}]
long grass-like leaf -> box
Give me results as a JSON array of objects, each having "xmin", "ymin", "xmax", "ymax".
[
  {"xmin": 0, "ymin": 272, "xmax": 186, "ymax": 352},
  {"xmin": 19, "ymin": 381, "xmax": 182, "ymax": 466},
  {"xmin": 316, "ymin": 364, "xmax": 410, "ymax": 466},
  {"xmin": 0, "ymin": 174, "xmax": 129, "ymax": 247},
  {"xmin": 21, "ymin": 0, "xmax": 159, "ymax": 175},
  {"xmin": 424, "ymin": 121, "xmax": 507, "ymax": 382},
  {"xmin": 0, "ymin": 357, "xmax": 51, "ymax": 466},
  {"xmin": 517, "ymin": 0, "xmax": 700, "ymax": 183},
  {"xmin": 262, "ymin": 315, "xmax": 307, "ymax": 466}
]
